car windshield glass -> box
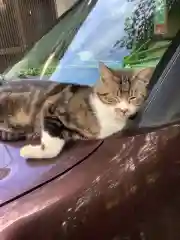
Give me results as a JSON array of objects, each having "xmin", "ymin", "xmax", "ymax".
[
  {"xmin": 1, "ymin": 0, "xmax": 180, "ymax": 86},
  {"xmin": 2, "ymin": 0, "xmax": 97, "ymax": 81}
]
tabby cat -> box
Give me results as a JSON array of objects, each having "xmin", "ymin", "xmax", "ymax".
[{"xmin": 0, "ymin": 63, "xmax": 154, "ymax": 159}]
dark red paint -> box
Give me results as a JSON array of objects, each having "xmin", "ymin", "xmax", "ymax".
[{"xmin": 1, "ymin": 123, "xmax": 180, "ymax": 239}]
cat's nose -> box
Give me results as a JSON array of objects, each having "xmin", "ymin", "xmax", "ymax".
[
  {"xmin": 121, "ymin": 108, "xmax": 128, "ymax": 114},
  {"xmin": 115, "ymin": 108, "xmax": 128, "ymax": 115}
]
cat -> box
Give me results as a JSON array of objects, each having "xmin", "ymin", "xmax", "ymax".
[
  {"xmin": 0, "ymin": 63, "xmax": 154, "ymax": 159},
  {"xmin": 0, "ymin": 80, "xmax": 58, "ymax": 141}
]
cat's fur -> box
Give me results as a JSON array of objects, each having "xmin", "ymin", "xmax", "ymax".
[{"xmin": 0, "ymin": 63, "xmax": 154, "ymax": 159}]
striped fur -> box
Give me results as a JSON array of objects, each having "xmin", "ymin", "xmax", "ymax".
[{"xmin": 0, "ymin": 63, "xmax": 154, "ymax": 159}]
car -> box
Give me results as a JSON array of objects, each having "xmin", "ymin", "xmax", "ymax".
[{"xmin": 1, "ymin": 0, "xmax": 180, "ymax": 239}]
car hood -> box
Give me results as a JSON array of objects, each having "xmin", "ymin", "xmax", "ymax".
[{"xmin": 0, "ymin": 140, "xmax": 102, "ymax": 206}]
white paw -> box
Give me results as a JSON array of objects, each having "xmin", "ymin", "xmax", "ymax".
[
  {"xmin": 20, "ymin": 143, "xmax": 62, "ymax": 159},
  {"xmin": 20, "ymin": 145, "xmax": 42, "ymax": 159},
  {"xmin": 20, "ymin": 132, "xmax": 65, "ymax": 159}
]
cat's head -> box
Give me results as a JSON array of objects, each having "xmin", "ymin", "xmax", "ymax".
[{"xmin": 94, "ymin": 62, "xmax": 154, "ymax": 118}]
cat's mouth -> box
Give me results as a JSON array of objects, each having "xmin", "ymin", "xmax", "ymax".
[
  {"xmin": 129, "ymin": 112, "xmax": 138, "ymax": 120},
  {"xmin": 115, "ymin": 107, "xmax": 136, "ymax": 118},
  {"xmin": 115, "ymin": 108, "xmax": 129, "ymax": 117}
]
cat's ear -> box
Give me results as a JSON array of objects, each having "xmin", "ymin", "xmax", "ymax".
[
  {"xmin": 98, "ymin": 62, "xmax": 114, "ymax": 84},
  {"xmin": 134, "ymin": 67, "xmax": 154, "ymax": 85},
  {"xmin": 94, "ymin": 62, "xmax": 117, "ymax": 93}
]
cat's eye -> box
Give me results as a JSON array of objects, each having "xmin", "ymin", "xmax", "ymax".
[
  {"xmin": 107, "ymin": 97, "xmax": 116, "ymax": 103},
  {"xmin": 135, "ymin": 98, "xmax": 143, "ymax": 105},
  {"xmin": 105, "ymin": 95, "xmax": 117, "ymax": 104},
  {"xmin": 129, "ymin": 96, "xmax": 136, "ymax": 101}
]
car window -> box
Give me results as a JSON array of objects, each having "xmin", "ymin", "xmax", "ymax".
[
  {"xmin": 3, "ymin": 0, "xmax": 180, "ymax": 83},
  {"xmin": 135, "ymin": 37, "xmax": 180, "ymax": 129},
  {"xmin": 0, "ymin": 0, "xmax": 77, "ymax": 75},
  {"xmin": 50, "ymin": 0, "xmax": 180, "ymax": 85},
  {"xmin": 3, "ymin": 0, "xmax": 96, "ymax": 81},
  {"xmin": 2, "ymin": 0, "xmax": 180, "ymax": 91}
]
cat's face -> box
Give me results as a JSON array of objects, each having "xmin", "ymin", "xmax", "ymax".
[{"xmin": 95, "ymin": 63, "xmax": 154, "ymax": 119}]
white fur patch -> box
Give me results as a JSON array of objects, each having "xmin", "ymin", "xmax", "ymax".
[
  {"xmin": 20, "ymin": 131, "xmax": 65, "ymax": 159},
  {"xmin": 116, "ymin": 100, "xmax": 137, "ymax": 115},
  {"xmin": 90, "ymin": 94, "xmax": 135, "ymax": 139}
]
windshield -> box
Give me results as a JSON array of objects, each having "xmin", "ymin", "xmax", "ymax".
[{"xmin": 1, "ymin": 0, "xmax": 180, "ymax": 85}]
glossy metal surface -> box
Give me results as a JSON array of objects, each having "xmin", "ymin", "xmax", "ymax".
[
  {"xmin": 1, "ymin": 123, "xmax": 180, "ymax": 239},
  {"xmin": 0, "ymin": 140, "xmax": 101, "ymax": 206}
]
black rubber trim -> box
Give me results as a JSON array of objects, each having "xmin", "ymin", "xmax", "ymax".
[
  {"xmin": 133, "ymin": 29, "xmax": 180, "ymax": 126},
  {"xmin": 144, "ymin": 42, "xmax": 180, "ymax": 111},
  {"xmin": 148, "ymin": 29, "xmax": 180, "ymax": 92}
]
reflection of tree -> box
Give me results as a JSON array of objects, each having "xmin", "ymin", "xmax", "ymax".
[
  {"xmin": 114, "ymin": 0, "xmax": 155, "ymax": 50},
  {"xmin": 114, "ymin": 0, "xmax": 177, "ymax": 51}
]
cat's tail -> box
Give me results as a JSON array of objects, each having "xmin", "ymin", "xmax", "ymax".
[
  {"xmin": 0, "ymin": 131, "xmax": 40, "ymax": 142},
  {"xmin": 0, "ymin": 131, "xmax": 26, "ymax": 142}
]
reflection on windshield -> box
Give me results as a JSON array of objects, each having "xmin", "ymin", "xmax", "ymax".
[
  {"xmin": 3, "ymin": 0, "xmax": 180, "ymax": 85},
  {"xmin": 4, "ymin": 0, "xmax": 97, "ymax": 81},
  {"xmin": 50, "ymin": 0, "xmax": 133, "ymax": 85}
]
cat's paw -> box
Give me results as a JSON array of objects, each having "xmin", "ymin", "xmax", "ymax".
[
  {"xmin": 20, "ymin": 143, "xmax": 61, "ymax": 159},
  {"xmin": 20, "ymin": 145, "xmax": 34, "ymax": 158},
  {"xmin": 20, "ymin": 144, "xmax": 41, "ymax": 159}
]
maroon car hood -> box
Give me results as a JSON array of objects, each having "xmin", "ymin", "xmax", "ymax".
[{"xmin": 0, "ymin": 140, "xmax": 102, "ymax": 206}]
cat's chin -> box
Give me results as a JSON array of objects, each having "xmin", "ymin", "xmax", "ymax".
[
  {"xmin": 129, "ymin": 112, "xmax": 138, "ymax": 120},
  {"xmin": 115, "ymin": 114, "xmax": 128, "ymax": 120},
  {"xmin": 115, "ymin": 111, "xmax": 138, "ymax": 121}
]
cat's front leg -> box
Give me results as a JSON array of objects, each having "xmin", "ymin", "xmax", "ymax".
[{"xmin": 20, "ymin": 130, "xmax": 65, "ymax": 159}]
